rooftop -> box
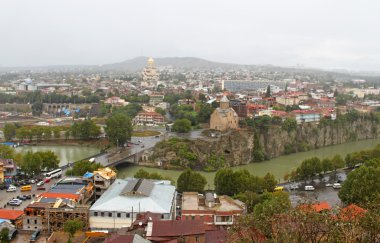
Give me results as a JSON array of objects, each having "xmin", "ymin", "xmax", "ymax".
[
  {"xmin": 182, "ymin": 192, "xmax": 245, "ymax": 212},
  {"xmin": 94, "ymin": 167, "xmax": 116, "ymax": 180},
  {"xmin": 149, "ymin": 220, "xmax": 205, "ymax": 237},
  {"xmin": 0, "ymin": 209, "xmax": 24, "ymax": 220},
  {"xmin": 90, "ymin": 178, "xmax": 175, "ymax": 213}
]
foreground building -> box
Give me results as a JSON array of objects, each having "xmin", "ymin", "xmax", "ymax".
[
  {"xmin": 181, "ymin": 191, "xmax": 245, "ymax": 228},
  {"xmin": 89, "ymin": 178, "xmax": 176, "ymax": 231},
  {"xmin": 23, "ymin": 176, "xmax": 94, "ymax": 232}
]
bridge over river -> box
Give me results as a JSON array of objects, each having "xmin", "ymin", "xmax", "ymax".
[{"xmin": 92, "ymin": 133, "xmax": 166, "ymax": 167}]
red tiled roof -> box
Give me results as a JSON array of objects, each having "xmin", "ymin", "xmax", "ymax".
[
  {"xmin": 205, "ymin": 229, "xmax": 227, "ymax": 243},
  {"xmin": 0, "ymin": 209, "xmax": 24, "ymax": 220},
  {"xmin": 299, "ymin": 201, "xmax": 331, "ymax": 212},
  {"xmin": 40, "ymin": 192, "xmax": 80, "ymax": 200},
  {"xmin": 151, "ymin": 220, "xmax": 205, "ymax": 237}
]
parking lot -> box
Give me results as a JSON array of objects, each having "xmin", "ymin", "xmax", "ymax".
[{"xmin": 0, "ymin": 178, "xmax": 58, "ymax": 210}]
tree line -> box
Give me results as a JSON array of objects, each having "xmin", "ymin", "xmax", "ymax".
[{"xmin": 0, "ymin": 91, "xmax": 100, "ymax": 104}]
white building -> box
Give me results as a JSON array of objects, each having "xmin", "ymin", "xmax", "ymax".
[{"xmin": 89, "ymin": 178, "xmax": 176, "ymax": 231}]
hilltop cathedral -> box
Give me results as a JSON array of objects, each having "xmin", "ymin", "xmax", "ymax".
[
  {"xmin": 141, "ymin": 57, "xmax": 159, "ymax": 88},
  {"xmin": 210, "ymin": 95, "xmax": 239, "ymax": 131}
]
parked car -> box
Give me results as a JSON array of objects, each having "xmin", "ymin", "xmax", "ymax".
[
  {"xmin": 30, "ymin": 229, "xmax": 40, "ymax": 242},
  {"xmin": 25, "ymin": 195, "xmax": 32, "ymax": 200},
  {"xmin": 8, "ymin": 229, "xmax": 17, "ymax": 240},
  {"xmin": 0, "ymin": 184, "xmax": 6, "ymax": 190},
  {"xmin": 305, "ymin": 185, "xmax": 315, "ymax": 191},
  {"xmin": 37, "ymin": 187, "xmax": 45, "ymax": 191},
  {"xmin": 8, "ymin": 199, "xmax": 22, "ymax": 206},
  {"xmin": 27, "ymin": 179, "xmax": 36, "ymax": 184},
  {"xmin": 325, "ymin": 183, "xmax": 333, "ymax": 187},
  {"xmin": 44, "ymin": 178, "xmax": 51, "ymax": 183},
  {"xmin": 333, "ymin": 183, "xmax": 342, "ymax": 189},
  {"xmin": 6, "ymin": 185, "xmax": 17, "ymax": 192},
  {"xmin": 290, "ymin": 184, "xmax": 299, "ymax": 190},
  {"xmin": 36, "ymin": 181, "xmax": 44, "ymax": 187}
]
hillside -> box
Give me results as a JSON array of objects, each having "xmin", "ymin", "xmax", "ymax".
[{"xmin": 100, "ymin": 56, "xmax": 241, "ymax": 71}]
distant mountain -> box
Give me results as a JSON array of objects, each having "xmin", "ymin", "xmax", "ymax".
[{"xmin": 100, "ymin": 56, "xmax": 242, "ymax": 71}]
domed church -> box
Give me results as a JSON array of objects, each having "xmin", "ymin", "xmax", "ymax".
[{"xmin": 210, "ymin": 95, "xmax": 239, "ymax": 131}]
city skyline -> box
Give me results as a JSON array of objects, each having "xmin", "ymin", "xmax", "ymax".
[{"xmin": 1, "ymin": 0, "xmax": 379, "ymax": 71}]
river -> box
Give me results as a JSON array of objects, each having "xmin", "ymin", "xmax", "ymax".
[
  {"xmin": 15, "ymin": 145, "xmax": 100, "ymax": 166},
  {"xmin": 15, "ymin": 138, "xmax": 380, "ymax": 188},
  {"xmin": 117, "ymin": 138, "xmax": 380, "ymax": 188}
]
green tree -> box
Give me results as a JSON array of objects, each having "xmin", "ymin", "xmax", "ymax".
[
  {"xmin": 265, "ymin": 85, "xmax": 271, "ymax": 97},
  {"xmin": 31, "ymin": 101, "xmax": 43, "ymax": 116},
  {"xmin": 64, "ymin": 219, "xmax": 84, "ymax": 242},
  {"xmin": 262, "ymin": 173, "xmax": 277, "ymax": 192},
  {"xmin": 105, "ymin": 113, "xmax": 132, "ymax": 146},
  {"xmin": 67, "ymin": 160, "xmax": 103, "ymax": 176},
  {"xmin": 282, "ymin": 118, "xmax": 297, "ymax": 132},
  {"xmin": 338, "ymin": 163, "xmax": 380, "ymax": 206},
  {"xmin": 155, "ymin": 107, "xmax": 166, "ymax": 116},
  {"xmin": 21, "ymin": 151, "xmax": 43, "ymax": 175},
  {"xmin": 134, "ymin": 169, "xmax": 150, "ymax": 179},
  {"xmin": 172, "ymin": 118, "xmax": 192, "ymax": 133},
  {"xmin": 16, "ymin": 126, "xmax": 31, "ymax": 142},
  {"xmin": 37, "ymin": 151, "xmax": 59, "ymax": 171},
  {"xmin": 0, "ymin": 145, "xmax": 15, "ymax": 159},
  {"xmin": 0, "ymin": 227, "xmax": 10, "ymax": 243},
  {"xmin": 177, "ymin": 169, "xmax": 207, "ymax": 193},
  {"xmin": 321, "ymin": 158, "xmax": 333, "ymax": 173},
  {"xmin": 3, "ymin": 123, "xmax": 17, "ymax": 141}
]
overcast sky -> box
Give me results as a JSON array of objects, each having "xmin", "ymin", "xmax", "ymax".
[{"xmin": 0, "ymin": 0, "xmax": 379, "ymax": 70}]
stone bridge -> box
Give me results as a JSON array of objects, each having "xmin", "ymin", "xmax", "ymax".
[{"xmin": 94, "ymin": 147, "xmax": 154, "ymax": 168}]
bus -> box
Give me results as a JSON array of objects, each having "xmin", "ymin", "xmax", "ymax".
[{"xmin": 45, "ymin": 169, "xmax": 62, "ymax": 179}]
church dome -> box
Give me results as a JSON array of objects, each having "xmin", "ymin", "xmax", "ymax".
[{"xmin": 147, "ymin": 57, "xmax": 154, "ymax": 66}]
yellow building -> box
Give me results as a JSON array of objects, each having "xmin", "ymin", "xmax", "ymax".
[
  {"xmin": 210, "ymin": 96, "xmax": 239, "ymax": 131},
  {"xmin": 0, "ymin": 162, "xmax": 4, "ymax": 183}
]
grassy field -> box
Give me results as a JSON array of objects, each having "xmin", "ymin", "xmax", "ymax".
[{"xmin": 132, "ymin": 130, "xmax": 161, "ymax": 137}]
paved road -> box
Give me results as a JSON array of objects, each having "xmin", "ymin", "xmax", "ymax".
[{"xmin": 282, "ymin": 170, "xmax": 347, "ymax": 207}]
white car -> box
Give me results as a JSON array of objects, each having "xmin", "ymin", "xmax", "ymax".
[
  {"xmin": 6, "ymin": 185, "xmax": 17, "ymax": 192},
  {"xmin": 325, "ymin": 183, "xmax": 333, "ymax": 187},
  {"xmin": 290, "ymin": 184, "xmax": 299, "ymax": 190},
  {"xmin": 8, "ymin": 199, "xmax": 22, "ymax": 206},
  {"xmin": 305, "ymin": 185, "xmax": 315, "ymax": 191},
  {"xmin": 36, "ymin": 181, "xmax": 44, "ymax": 187},
  {"xmin": 333, "ymin": 183, "xmax": 342, "ymax": 189}
]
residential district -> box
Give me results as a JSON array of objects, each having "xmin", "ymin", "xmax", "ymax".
[{"xmin": 0, "ymin": 57, "xmax": 379, "ymax": 242}]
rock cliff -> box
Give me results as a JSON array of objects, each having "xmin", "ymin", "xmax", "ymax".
[{"xmin": 151, "ymin": 117, "xmax": 380, "ymax": 170}]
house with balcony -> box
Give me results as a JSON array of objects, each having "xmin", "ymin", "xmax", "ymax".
[
  {"xmin": 133, "ymin": 112, "xmax": 165, "ymax": 126},
  {"xmin": 93, "ymin": 167, "xmax": 117, "ymax": 199},
  {"xmin": 181, "ymin": 191, "xmax": 245, "ymax": 228}
]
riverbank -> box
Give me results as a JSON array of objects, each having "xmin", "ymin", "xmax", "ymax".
[{"xmin": 116, "ymin": 137, "xmax": 380, "ymax": 188}]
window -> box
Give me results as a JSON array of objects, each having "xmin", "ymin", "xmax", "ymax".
[
  {"xmin": 192, "ymin": 215, "xmax": 195, "ymax": 220},
  {"xmin": 27, "ymin": 219, "xmax": 30, "ymax": 224},
  {"xmin": 126, "ymin": 213, "xmax": 130, "ymax": 218},
  {"xmin": 34, "ymin": 220, "xmax": 37, "ymax": 224},
  {"xmin": 117, "ymin": 213, "xmax": 121, "ymax": 218},
  {"xmin": 108, "ymin": 212, "xmax": 112, "ymax": 217},
  {"xmin": 101, "ymin": 212, "xmax": 104, "ymax": 217},
  {"xmin": 161, "ymin": 214, "xmax": 164, "ymax": 219},
  {"xmin": 94, "ymin": 212, "xmax": 98, "ymax": 216}
]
